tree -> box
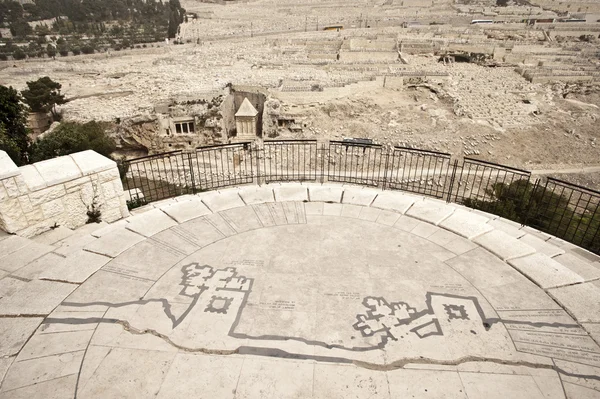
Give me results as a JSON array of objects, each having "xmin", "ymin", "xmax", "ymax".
[
  {"xmin": 21, "ymin": 76, "xmax": 67, "ymax": 118},
  {"xmin": 46, "ymin": 44, "xmax": 56, "ymax": 58},
  {"xmin": 0, "ymin": 125, "xmax": 21, "ymax": 164},
  {"xmin": 12, "ymin": 48, "xmax": 26, "ymax": 60},
  {"xmin": 167, "ymin": 0, "xmax": 184, "ymax": 39},
  {"xmin": 29, "ymin": 121, "xmax": 116, "ymax": 163},
  {"xmin": 81, "ymin": 44, "xmax": 95, "ymax": 54},
  {"xmin": 9, "ymin": 19, "xmax": 32, "ymax": 37},
  {"xmin": 0, "ymin": 85, "xmax": 29, "ymax": 165}
]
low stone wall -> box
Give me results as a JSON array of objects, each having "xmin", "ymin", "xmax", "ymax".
[{"xmin": 0, "ymin": 150, "xmax": 129, "ymax": 237}]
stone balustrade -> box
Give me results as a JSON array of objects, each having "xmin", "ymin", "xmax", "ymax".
[{"xmin": 0, "ymin": 150, "xmax": 129, "ymax": 237}]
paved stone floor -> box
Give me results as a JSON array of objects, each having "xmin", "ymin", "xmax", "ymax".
[{"xmin": 1, "ymin": 183, "xmax": 600, "ymax": 398}]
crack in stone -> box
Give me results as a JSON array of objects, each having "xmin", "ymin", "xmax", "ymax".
[
  {"xmin": 39, "ymin": 278, "xmax": 81, "ymax": 285},
  {"xmin": 113, "ymin": 320, "xmax": 600, "ymax": 382},
  {"xmin": 117, "ymin": 320, "xmax": 238, "ymax": 355}
]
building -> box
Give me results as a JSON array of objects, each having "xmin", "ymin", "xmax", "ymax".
[{"xmin": 235, "ymin": 97, "xmax": 259, "ymax": 140}]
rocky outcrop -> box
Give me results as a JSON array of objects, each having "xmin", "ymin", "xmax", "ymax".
[{"xmin": 109, "ymin": 115, "xmax": 158, "ymax": 158}]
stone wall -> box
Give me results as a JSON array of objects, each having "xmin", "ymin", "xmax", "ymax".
[{"xmin": 0, "ymin": 150, "xmax": 129, "ymax": 237}]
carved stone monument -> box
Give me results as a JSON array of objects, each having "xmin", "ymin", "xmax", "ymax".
[{"xmin": 235, "ymin": 97, "xmax": 259, "ymax": 140}]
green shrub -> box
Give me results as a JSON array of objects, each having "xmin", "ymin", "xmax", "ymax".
[
  {"xmin": 29, "ymin": 121, "xmax": 116, "ymax": 163},
  {"xmin": 12, "ymin": 48, "xmax": 26, "ymax": 60},
  {"xmin": 464, "ymin": 179, "xmax": 600, "ymax": 254}
]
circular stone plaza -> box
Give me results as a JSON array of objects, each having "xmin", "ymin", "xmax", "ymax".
[{"xmin": 1, "ymin": 180, "xmax": 600, "ymax": 398}]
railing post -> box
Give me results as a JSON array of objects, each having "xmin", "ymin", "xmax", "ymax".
[
  {"xmin": 447, "ymin": 159, "xmax": 459, "ymax": 203},
  {"xmin": 320, "ymin": 141, "xmax": 326, "ymax": 184},
  {"xmin": 254, "ymin": 144, "xmax": 265, "ymax": 186},
  {"xmin": 187, "ymin": 152, "xmax": 197, "ymax": 194},
  {"xmin": 382, "ymin": 149, "xmax": 391, "ymax": 190}
]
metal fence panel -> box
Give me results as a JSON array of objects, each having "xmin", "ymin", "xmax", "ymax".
[
  {"xmin": 525, "ymin": 177, "xmax": 600, "ymax": 254},
  {"xmin": 193, "ymin": 143, "xmax": 254, "ymax": 191},
  {"xmin": 122, "ymin": 151, "xmax": 191, "ymax": 204},
  {"xmin": 326, "ymin": 141, "xmax": 386, "ymax": 186},
  {"xmin": 386, "ymin": 147, "xmax": 452, "ymax": 198},
  {"xmin": 450, "ymin": 158, "xmax": 532, "ymax": 219},
  {"xmin": 121, "ymin": 143, "xmax": 600, "ymax": 254},
  {"xmin": 261, "ymin": 140, "xmax": 319, "ymax": 183}
]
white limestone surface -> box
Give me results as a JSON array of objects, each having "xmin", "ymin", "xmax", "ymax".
[
  {"xmin": 0, "ymin": 150, "xmax": 129, "ymax": 237},
  {"xmin": 0, "ymin": 183, "xmax": 598, "ymax": 398}
]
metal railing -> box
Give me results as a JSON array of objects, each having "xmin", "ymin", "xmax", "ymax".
[{"xmin": 121, "ymin": 140, "xmax": 600, "ymax": 255}]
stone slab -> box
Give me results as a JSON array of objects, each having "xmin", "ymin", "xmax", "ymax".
[
  {"xmin": 0, "ymin": 318, "xmax": 44, "ymax": 356},
  {"xmin": 549, "ymin": 281, "xmax": 600, "ymax": 323},
  {"xmin": 439, "ymin": 209, "xmax": 494, "ymax": 239},
  {"xmin": 65, "ymin": 270, "xmax": 154, "ymax": 305},
  {"xmin": 308, "ymin": 185, "xmax": 343, "ymax": 203},
  {"xmin": 371, "ymin": 192, "xmax": 418, "ymax": 214},
  {"xmin": 11, "ymin": 252, "xmax": 64, "ymax": 280},
  {"xmin": 159, "ymin": 197, "xmax": 211, "ymax": 223},
  {"xmin": 391, "ymin": 215, "xmax": 421, "ymax": 232},
  {"xmin": 460, "ymin": 371, "xmax": 550, "ymax": 399},
  {"xmin": 410, "ymin": 220, "xmax": 441, "ymax": 238},
  {"xmin": 0, "ymin": 280, "xmax": 77, "ymax": 316},
  {"xmin": 84, "ymin": 228, "xmax": 145, "ymax": 258},
  {"xmin": 71, "ymin": 221, "xmax": 108, "ymax": 236},
  {"xmin": 0, "ymin": 236, "xmax": 32, "ymax": 256},
  {"xmin": 427, "ymin": 228, "xmax": 460, "ymax": 247},
  {"xmin": 33, "ymin": 155, "xmax": 82, "ymax": 186},
  {"xmin": 17, "ymin": 330, "xmax": 93, "ymax": 361},
  {"xmin": 569, "ymin": 247, "xmax": 600, "ymax": 264},
  {"xmin": 238, "ymin": 185, "xmax": 275, "ymax": 205},
  {"xmin": 358, "ymin": 206, "xmax": 381, "ymax": 222},
  {"xmin": 0, "ymin": 150, "xmax": 19, "ymax": 180},
  {"xmin": 322, "ymin": 202, "xmax": 343, "ymax": 216},
  {"xmin": 32, "ymin": 226, "xmax": 75, "ymax": 245},
  {"xmin": 76, "ymin": 347, "xmax": 175, "ymax": 398},
  {"xmin": 156, "ymin": 354, "xmax": 243, "ymax": 398},
  {"xmin": 519, "ymin": 234, "xmax": 565, "ymax": 258},
  {"xmin": 52, "ymin": 233, "xmax": 97, "ymax": 257},
  {"xmin": 341, "ymin": 187, "xmax": 380, "ymax": 206},
  {"xmin": 70, "ymin": 150, "xmax": 115, "ymax": 176},
  {"xmin": 564, "ymin": 382, "xmax": 600, "ymax": 399},
  {"xmin": 304, "ymin": 202, "xmax": 324, "ymax": 216},
  {"xmin": 1, "ymin": 350, "xmax": 84, "ymax": 392},
  {"xmin": 18, "ymin": 165, "xmax": 46, "ymax": 191},
  {"xmin": 520, "ymin": 226, "xmax": 553, "ymax": 241},
  {"xmin": 487, "ymin": 218, "xmax": 527, "ymax": 239},
  {"xmin": 388, "ymin": 369, "xmax": 467, "ymax": 398},
  {"xmin": 582, "ymin": 323, "xmax": 600, "ymax": 344},
  {"xmin": 90, "ymin": 219, "xmax": 129, "ymax": 238},
  {"xmin": 405, "ymin": 199, "xmax": 455, "ymax": 225},
  {"xmin": 340, "ymin": 203, "xmax": 362, "ymax": 218},
  {"xmin": 237, "ymin": 358, "xmax": 313, "ymax": 399},
  {"xmin": 103, "ymin": 239, "xmax": 184, "ymax": 281},
  {"xmin": 273, "ymin": 185, "xmax": 308, "ymax": 202},
  {"xmin": 0, "ymin": 374, "xmax": 77, "ymax": 398},
  {"xmin": 375, "ymin": 210, "xmax": 401, "ymax": 226},
  {"xmin": 125, "ymin": 209, "xmax": 178, "ymax": 237},
  {"xmin": 313, "ymin": 363, "xmax": 388, "ymax": 399},
  {"xmin": 0, "ymin": 242, "xmax": 54, "ymax": 273},
  {"xmin": 40, "ymin": 250, "xmax": 111, "ymax": 284},
  {"xmin": 473, "ymin": 230, "xmax": 537, "ymax": 261},
  {"xmin": 508, "ymin": 253, "xmax": 584, "ymax": 289},
  {"xmin": 553, "ymin": 253, "xmax": 600, "ymax": 281},
  {"xmin": 200, "ymin": 190, "xmax": 245, "ymax": 212}
]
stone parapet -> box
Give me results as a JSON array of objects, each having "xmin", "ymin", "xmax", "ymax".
[{"xmin": 0, "ymin": 150, "xmax": 129, "ymax": 237}]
